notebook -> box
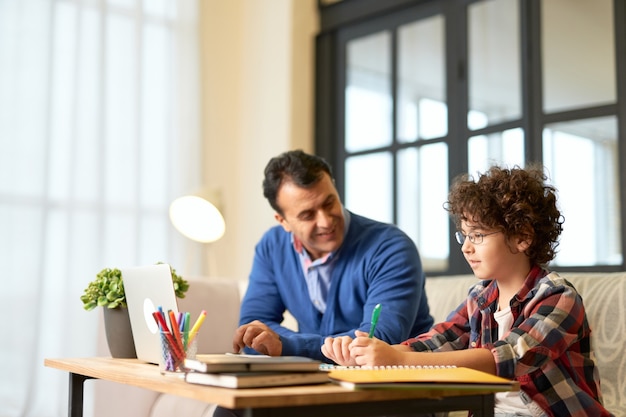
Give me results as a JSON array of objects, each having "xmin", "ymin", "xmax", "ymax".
[
  {"xmin": 185, "ymin": 354, "xmax": 322, "ymax": 373},
  {"xmin": 327, "ymin": 366, "xmax": 519, "ymax": 391},
  {"xmin": 185, "ymin": 370, "xmax": 329, "ymax": 388},
  {"xmin": 122, "ymin": 263, "xmax": 179, "ymax": 364}
]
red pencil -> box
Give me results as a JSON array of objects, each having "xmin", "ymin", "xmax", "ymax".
[{"xmin": 152, "ymin": 311, "xmax": 184, "ymax": 362}]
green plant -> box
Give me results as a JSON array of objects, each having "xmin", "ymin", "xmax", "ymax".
[{"xmin": 80, "ymin": 263, "xmax": 189, "ymax": 311}]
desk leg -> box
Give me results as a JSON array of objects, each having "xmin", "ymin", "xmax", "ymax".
[
  {"xmin": 471, "ymin": 393, "xmax": 495, "ymax": 417},
  {"xmin": 68, "ymin": 372, "xmax": 93, "ymax": 417}
]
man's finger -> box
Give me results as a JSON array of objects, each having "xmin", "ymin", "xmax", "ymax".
[
  {"xmin": 242, "ymin": 326, "xmax": 262, "ymax": 347},
  {"xmin": 232, "ymin": 324, "xmax": 250, "ymax": 352},
  {"xmin": 251, "ymin": 330, "xmax": 283, "ymax": 356}
]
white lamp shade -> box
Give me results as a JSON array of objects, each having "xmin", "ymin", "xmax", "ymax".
[{"xmin": 169, "ymin": 195, "xmax": 226, "ymax": 243}]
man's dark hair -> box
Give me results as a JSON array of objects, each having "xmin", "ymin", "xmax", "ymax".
[{"xmin": 263, "ymin": 150, "xmax": 334, "ymax": 215}]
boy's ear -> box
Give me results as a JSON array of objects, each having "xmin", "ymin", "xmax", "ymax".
[
  {"xmin": 516, "ymin": 229, "xmax": 534, "ymax": 251},
  {"xmin": 517, "ymin": 238, "xmax": 531, "ymax": 251}
]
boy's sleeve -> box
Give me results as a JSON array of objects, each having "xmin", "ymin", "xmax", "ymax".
[{"xmin": 404, "ymin": 299, "xmax": 472, "ymax": 351}]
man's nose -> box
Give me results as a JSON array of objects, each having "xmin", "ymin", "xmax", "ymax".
[{"xmin": 316, "ymin": 210, "xmax": 332, "ymax": 228}]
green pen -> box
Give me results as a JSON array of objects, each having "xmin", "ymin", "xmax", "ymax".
[
  {"xmin": 183, "ymin": 311, "xmax": 191, "ymax": 350},
  {"xmin": 368, "ymin": 303, "xmax": 382, "ymax": 338}
]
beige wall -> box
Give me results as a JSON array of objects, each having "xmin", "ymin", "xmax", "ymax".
[{"xmin": 198, "ymin": 0, "xmax": 318, "ymax": 281}]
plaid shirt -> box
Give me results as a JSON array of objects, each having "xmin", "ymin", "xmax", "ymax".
[{"xmin": 404, "ymin": 266, "xmax": 612, "ymax": 417}]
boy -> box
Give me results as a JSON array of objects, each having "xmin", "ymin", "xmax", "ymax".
[{"xmin": 322, "ymin": 165, "xmax": 611, "ymax": 417}]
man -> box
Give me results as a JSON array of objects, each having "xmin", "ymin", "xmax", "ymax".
[{"xmin": 233, "ymin": 149, "xmax": 433, "ymax": 361}]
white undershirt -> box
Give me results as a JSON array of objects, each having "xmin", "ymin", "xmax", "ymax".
[{"xmin": 493, "ymin": 306, "xmax": 531, "ymax": 415}]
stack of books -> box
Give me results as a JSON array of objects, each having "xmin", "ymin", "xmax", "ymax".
[
  {"xmin": 183, "ymin": 354, "xmax": 329, "ymax": 388},
  {"xmin": 183, "ymin": 355, "xmax": 519, "ymax": 392}
]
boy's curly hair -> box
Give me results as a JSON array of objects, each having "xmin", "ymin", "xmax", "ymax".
[{"xmin": 445, "ymin": 165, "xmax": 564, "ymax": 266}]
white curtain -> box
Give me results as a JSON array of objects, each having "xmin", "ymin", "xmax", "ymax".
[{"xmin": 0, "ymin": 0, "xmax": 202, "ymax": 416}]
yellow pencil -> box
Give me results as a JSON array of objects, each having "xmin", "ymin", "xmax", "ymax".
[{"xmin": 187, "ymin": 310, "xmax": 207, "ymax": 345}]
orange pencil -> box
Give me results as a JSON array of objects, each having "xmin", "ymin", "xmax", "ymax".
[{"xmin": 168, "ymin": 310, "xmax": 185, "ymax": 354}]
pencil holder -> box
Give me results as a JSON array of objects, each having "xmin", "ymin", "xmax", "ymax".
[{"xmin": 158, "ymin": 330, "xmax": 198, "ymax": 374}]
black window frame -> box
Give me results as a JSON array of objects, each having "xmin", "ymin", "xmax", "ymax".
[{"xmin": 315, "ymin": 0, "xmax": 626, "ymax": 274}]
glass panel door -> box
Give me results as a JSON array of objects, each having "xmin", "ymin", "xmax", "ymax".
[
  {"xmin": 343, "ymin": 10, "xmax": 450, "ymax": 272},
  {"xmin": 344, "ymin": 30, "xmax": 393, "ymax": 223},
  {"xmin": 543, "ymin": 116, "xmax": 621, "ymax": 266},
  {"xmin": 542, "ymin": 0, "xmax": 616, "ymax": 112},
  {"xmin": 468, "ymin": 0, "xmax": 521, "ymax": 127},
  {"xmin": 345, "ymin": 31, "xmax": 392, "ymax": 153},
  {"xmin": 397, "ymin": 15, "xmax": 447, "ymax": 142}
]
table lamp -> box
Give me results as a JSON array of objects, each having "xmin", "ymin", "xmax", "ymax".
[{"xmin": 169, "ymin": 190, "xmax": 225, "ymax": 243}]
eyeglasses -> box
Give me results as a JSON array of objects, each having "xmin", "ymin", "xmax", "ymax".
[{"xmin": 455, "ymin": 231, "xmax": 500, "ymax": 245}]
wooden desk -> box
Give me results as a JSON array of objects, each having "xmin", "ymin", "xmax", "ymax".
[{"xmin": 45, "ymin": 357, "xmax": 504, "ymax": 417}]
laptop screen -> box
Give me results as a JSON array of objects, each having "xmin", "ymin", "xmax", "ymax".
[{"xmin": 122, "ymin": 264, "xmax": 179, "ymax": 364}]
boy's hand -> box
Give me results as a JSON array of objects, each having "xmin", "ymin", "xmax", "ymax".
[
  {"xmin": 349, "ymin": 330, "xmax": 405, "ymax": 367},
  {"xmin": 321, "ymin": 335, "xmax": 359, "ymax": 366}
]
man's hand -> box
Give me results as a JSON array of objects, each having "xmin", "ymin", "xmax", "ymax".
[{"xmin": 232, "ymin": 320, "xmax": 283, "ymax": 356}]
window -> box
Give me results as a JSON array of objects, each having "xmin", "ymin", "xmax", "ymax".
[
  {"xmin": 0, "ymin": 1, "xmax": 201, "ymax": 415},
  {"xmin": 316, "ymin": 0, "xmax": 625, "ymax": 273}
]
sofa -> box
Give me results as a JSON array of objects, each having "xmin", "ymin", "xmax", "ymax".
[{"xmin": 91, "ymin": 272, "xmax": 626, "ymax": 417}]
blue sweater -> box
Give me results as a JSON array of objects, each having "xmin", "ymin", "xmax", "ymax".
[{"xmin": 240, "ymin": 211, "xmax": 434, "ymax": 361}]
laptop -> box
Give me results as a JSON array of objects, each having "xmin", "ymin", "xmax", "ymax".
[{"xmin": 122, "ymin": 263, "xmax": 179, "ymax": 364}]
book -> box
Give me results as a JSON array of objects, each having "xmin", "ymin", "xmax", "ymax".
[
  {"xmin": 327, "ymin": 366, "xmax": 519, "ymax": 391},
  {"xmin": 184, "ymin": 353, "xmax": 322, "ymax": 373},
  {"xmin": 184, "ymin": 371, "xmax": 330, "ymax": 388}
]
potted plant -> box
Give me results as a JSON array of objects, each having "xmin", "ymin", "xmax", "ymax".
[{"xmin": 80, "ymin": 263, "xmax": 189, "ymax": 358}]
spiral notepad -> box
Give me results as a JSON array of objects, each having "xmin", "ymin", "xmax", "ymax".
[
  {"xmin": 326, "ymin": 365, "xmax": 518, "ymax": 391},
  {"xmin": 320, "ymin": 364, "xmax": 456, "ymax": 371}
]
